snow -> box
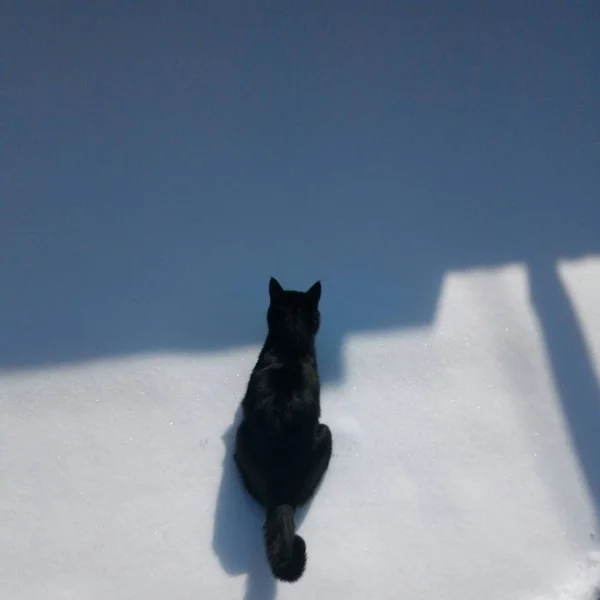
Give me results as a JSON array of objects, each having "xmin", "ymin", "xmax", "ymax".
[{"xmin": 1, "ymin": 3, "xmax": 600, "ymax": 599}]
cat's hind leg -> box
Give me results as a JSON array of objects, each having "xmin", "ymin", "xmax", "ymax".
[
  {"xmin": 296, "ymin": 423, "xmax": 333, "ymax": 506},
  {"xmin": 234, "ymin": 420, "xmax": 269, "ymax": 507}
]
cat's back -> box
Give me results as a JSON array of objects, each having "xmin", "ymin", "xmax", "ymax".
[
  {"xmin": 254, "ymin": 344, "xmax": 317, "ymax": 392},
  {"xmin": 243, "ymin": 349, "xmax": 319, "ymax": 431},
  {"xmin": 270, "ymin": 351, "xmax": 317, "ymax": 393}
]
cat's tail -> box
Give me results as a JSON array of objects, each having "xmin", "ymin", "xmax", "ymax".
[{"xmin": 263, "ymin": 504, "xmax": 306, "ymax": 583}]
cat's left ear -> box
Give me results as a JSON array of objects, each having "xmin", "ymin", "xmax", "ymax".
[
  {"xmin": 269, "ymin": 277, "xmax": 284, "ymax": 302},
  {"xmin": 306, "ymin": 281, "xmax": 321, "ymax": 306}
]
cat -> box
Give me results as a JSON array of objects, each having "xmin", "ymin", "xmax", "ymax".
[{"xmin": 233, "ymin": 276, "xmax": 333, "ymax": 583}]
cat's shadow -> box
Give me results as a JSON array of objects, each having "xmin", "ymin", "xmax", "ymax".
[{"xmin": 212, "ymin": 407, "xmax": 313, "ymax": 600}]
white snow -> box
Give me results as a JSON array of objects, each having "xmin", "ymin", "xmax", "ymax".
[{"xmin": 1, "ymin": 4, "xmax": 599, "ymax": 600}]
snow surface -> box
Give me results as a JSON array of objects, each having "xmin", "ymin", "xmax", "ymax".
[{"xmin": 1, "ymin": 3, "xmax": 600, "ymax": 600}]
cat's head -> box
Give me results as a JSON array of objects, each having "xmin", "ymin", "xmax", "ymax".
[{"xmin": 266, "ymin": 277, "xmax": 322, "ymax": 342}]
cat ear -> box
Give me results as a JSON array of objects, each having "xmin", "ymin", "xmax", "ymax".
[
  {"xmin": 269, "ymin": 277, "xmax": 284, "ymax": 301},
  {"xmin": 306, "ymin": 280, "xmax": 321, "ymax": 305}
]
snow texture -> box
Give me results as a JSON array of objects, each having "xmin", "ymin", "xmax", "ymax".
[{"xmin": 1, "ymin": 3, "xmax": 599, "ymax": 599}]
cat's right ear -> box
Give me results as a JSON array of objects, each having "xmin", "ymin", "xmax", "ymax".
[
  {"xmin": 306, "ymin": 280, "xmax": 321, "ymax": 305},
  {"xmin": 269, "ymin": 277, "xmax": 284, "ymax": 302}
]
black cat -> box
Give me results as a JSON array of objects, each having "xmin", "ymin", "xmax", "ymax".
[{"xmin": 233, "ymin": 277, "xmax": 333, "ymax": 583}]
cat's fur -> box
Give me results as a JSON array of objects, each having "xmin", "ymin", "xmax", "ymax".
[{"xmin": 233, "ymin": 277, "xmax": 333, "ymax": 583}]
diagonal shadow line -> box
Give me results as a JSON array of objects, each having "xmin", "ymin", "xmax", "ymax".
[{"xmin": 529, "ymin": 259, "xmax": 600, "ymax": 525}]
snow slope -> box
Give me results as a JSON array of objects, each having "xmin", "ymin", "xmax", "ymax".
[{"xmin": 1, "ymin": 3, "xmax": 599, "ymax": 599}]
